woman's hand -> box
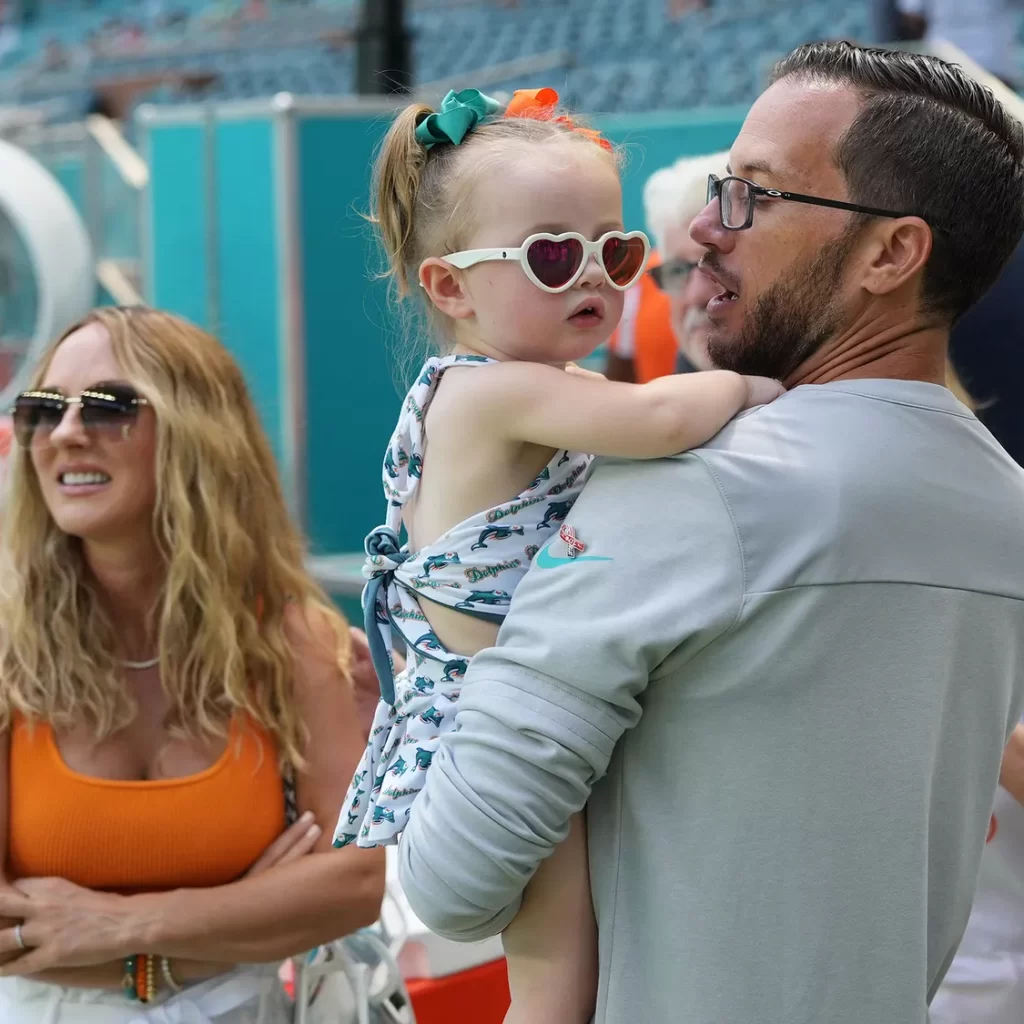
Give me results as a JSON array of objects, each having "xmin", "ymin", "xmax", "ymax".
[
  {"xmin": 1000, "ymin": 722, "xmax": 1024, "ymax": 807},
  {"xmin": 0, "ymin": 813, "xmax": 325, "ymax": 975},
  {"xmin": 349, "ymin": 627, "xmax": 404, "ymax": 740},
  {"xmin": 0, "ymin": 878, "xmax": 134, "ymax": 974},
  {"xmin": 245, "ymin": 810, "xmax": 321, "ymax": 878}
]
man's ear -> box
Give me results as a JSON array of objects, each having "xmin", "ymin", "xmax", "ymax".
[
  {"xmin": 419, "ymin": 258, "xmax": 475, "ymax": 320},
  {"xmin": 858, "ymin": 217, "xmax": 933, "ymax": 299}
]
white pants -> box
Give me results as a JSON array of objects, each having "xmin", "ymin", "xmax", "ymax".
[
  {"xmin": 0, "ymin": 968, "xmax": 287, "ymax": 1024},
  {"xmin": 928, "ymin": 953, "xmax": 1024, "ymax": 1024}
]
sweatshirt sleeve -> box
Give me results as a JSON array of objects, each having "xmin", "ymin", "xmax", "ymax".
[{"xmin": 397, "ymin": 453, "xmax": 744, "ymax": 941}]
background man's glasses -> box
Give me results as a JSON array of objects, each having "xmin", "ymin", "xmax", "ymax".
[{"xmin": 648, "ymin": 259, "xmax": 698, "ymax": 293}]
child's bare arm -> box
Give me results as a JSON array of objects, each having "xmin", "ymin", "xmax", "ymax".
[
  {"xmin": 468, "ymin": 361, "xmax": 784, "ymax": 460},
  {"xmin": 501, "ymin": 813, "xmax": 597, "ymax": 1024}
]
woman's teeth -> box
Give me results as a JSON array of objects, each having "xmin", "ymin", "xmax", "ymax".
[{"xmin": 60, "ymin": 472, "xmax": 110, "ymax": 485}]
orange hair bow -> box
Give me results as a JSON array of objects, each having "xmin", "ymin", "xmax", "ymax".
[{"xmin": 504, "ymin": 88, "xmax": 612, "ymax": 151}]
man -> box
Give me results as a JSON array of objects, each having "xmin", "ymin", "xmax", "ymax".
[
  {"xmin": 398, "ymin": 42, "xmax": 1024, "ymax": 1023},
  {"xmin": 606, "ymin": 153, "xmax": 723, "ymax": 382}
]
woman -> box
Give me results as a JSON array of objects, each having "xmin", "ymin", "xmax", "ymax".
[{"xmin": 0, "ymin": 306, "xmax": 385, "ymax": 1021}]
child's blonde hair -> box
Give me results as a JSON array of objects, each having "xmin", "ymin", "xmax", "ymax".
[{"xmin": 373, "ymin": 100, "xmax": 618, "ymax": 302}]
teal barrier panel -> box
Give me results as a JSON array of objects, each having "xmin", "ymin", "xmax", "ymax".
[
  {"xmin": 214, "ymin": 116, "xmax": 283, "ymax": 469},
  {"xmin": 101, "ymin": 157, "xmax": 140, "ymax": 262},
  {"xmin": 139, "ymin": 98, "xmax": 751, "ymax": 579},
  {"xmin": 51, "ymin": 157, "xmax": 84, "ymax": 217},
  {"xmin": 296, "ymin": 112, "xmax": 400, "ymax": 557},
  {"xmin": 599, "ymin": 106, "xmax": 749, "ymax": 232},
  {"xmin": 141, "ymin": 119, "xmax": 210, "ymax": 328}
]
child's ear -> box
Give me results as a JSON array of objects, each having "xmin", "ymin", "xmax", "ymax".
[{"xmin": 419, "ymin": 259, "xmax": 475, "ymax": 320}]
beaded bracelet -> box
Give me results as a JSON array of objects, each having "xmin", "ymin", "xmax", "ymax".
[
  {"xmin": 140, "ymin": 953, "xmax": 157, "ymax": 1003},
  {"xmin": 126, "ymin": 953, "xmax": 157, "ymax": 1003},
  {"xmin": 121, "ymin": 955, "xmax": 138, "ymax": 1000},
  {"xmin": 161, "ymin": 955, "xmax": 183, "ymax": 993}
]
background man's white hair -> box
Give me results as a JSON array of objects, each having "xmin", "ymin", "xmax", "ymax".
[{"xmin": 643, "ymin": 151, "xmax": 729, "ymax": 251}]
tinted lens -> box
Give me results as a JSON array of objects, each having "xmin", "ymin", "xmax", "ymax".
[
  {"xmin": 12, "ymin": 385, "xmax": 142, "ymax": 447},
  {"xmin": 647, "ymin": 265, "xmax": 665, "ymax": 290},
  {"xmin": 602, "ymin": 235, "xmax": 646, "ymax": 287},
  {"xmin": 721, "ymin": 178, "xmax": 751, "ymax": 229},
  {"xmin": 12, "ymin": 392, "xmax": 65, "ymax": 446},
  {"xmin": 526, "ymin": 237, "xmax": 584, "ymax": 290},
  {"xmin": 80, "ymin": 385, "xmax": 141, "ymax": 433}
]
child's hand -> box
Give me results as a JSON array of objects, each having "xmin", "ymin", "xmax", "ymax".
[
  {"xmin": 564, "ymin": 362, "xmax": 607, "ymax": 382},
  {"xmin": 742, "ymin": 375, "xmax": 786, "ymax": 409}
]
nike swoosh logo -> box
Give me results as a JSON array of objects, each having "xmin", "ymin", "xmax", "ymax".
[{"xmin": 535, "ymin": 545, "xmax": 613, "ymax": 569}]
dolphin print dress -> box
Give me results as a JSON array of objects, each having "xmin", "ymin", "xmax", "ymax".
[{"xmin": 334, "ymin": 353, "xmax": 592, "ymax": 848}]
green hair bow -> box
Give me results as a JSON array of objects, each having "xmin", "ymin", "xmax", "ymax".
[{"xmin": 415, "ymin": 88, "xmax": 502, "ymax": 150}]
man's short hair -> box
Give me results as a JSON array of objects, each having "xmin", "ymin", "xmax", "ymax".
[
  {"xmin": 643, "ymin": 151, "xmax": 728, "ymax": 252},
  {"xmin": 772, "ymin": 41, "xmax": 1024, "ymax": 323}
]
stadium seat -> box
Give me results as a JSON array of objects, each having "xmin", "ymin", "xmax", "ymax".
[{"xmin": 0, "ymin": 0, "xmax": 982, "ymax": 120}]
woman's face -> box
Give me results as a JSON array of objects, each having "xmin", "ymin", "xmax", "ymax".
[{"xmin": 30, "ymin": 322, "xmax": 158, "ymax": 547}]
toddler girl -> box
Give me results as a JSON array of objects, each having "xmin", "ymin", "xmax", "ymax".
[{"xmin": 335, "ymin": 86, "xmax": 782, "ymax": 1022}]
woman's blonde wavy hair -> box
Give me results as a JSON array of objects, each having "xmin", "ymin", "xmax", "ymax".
[{"xmin": 0, "ymin": 306, "xmax": 350, "ymax": 769}]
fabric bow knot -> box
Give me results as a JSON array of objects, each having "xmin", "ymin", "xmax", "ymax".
[
  {"xmin": 414, "ymin": 86, "xmax": 611, "ymax": 152},
  {"xmin": 363, "ymin": 524, "xmax": 407, "ymax": 579},
  {"xmin": 505, "ymin": 87, "xmax": 613, "ymax": 151},
  {"xmin": 415, "ymin": 88, "xmax": 502, "ymax": 149},
  {"xmin": 362, "ymin": 525, "xmax": 408, "ymax": 706}
]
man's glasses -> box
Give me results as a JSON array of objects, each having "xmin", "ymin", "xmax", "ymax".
[
  {"xmin": 12, "ymin": 383, "xmax": 148, "ymax": 447},
  {"xmin": 648, "ymin": 259, "xmax": 698, "ymax": 293},
  {"xmin": 707, "ymin": 174, "xmax": 938, "ymax": 232}
]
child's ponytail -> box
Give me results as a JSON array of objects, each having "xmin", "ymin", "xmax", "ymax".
[{"xmin": 372, "ymin": 103, "xmax": 435, "ymax": 299}]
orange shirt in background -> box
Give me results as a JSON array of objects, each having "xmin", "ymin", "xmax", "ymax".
[{"xmin": 607, "ymin": 251, "xmax": 677, "ymax": 383}]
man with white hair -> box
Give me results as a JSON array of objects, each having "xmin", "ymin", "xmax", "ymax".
[{"xmin": 606, "ymin": 151, "xmax": 726, "ymax": 381}]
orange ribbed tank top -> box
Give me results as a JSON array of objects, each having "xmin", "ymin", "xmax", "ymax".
[{"xmin": 8, "ymin": 714, "xmax": 286, "ymax": 892}]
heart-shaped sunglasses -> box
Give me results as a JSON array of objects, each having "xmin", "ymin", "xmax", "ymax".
[
  {"xmin": 12, "ymin": 383, "xmax": 148, "ymax": 447},
  {"xmin": 443, "ymin": 230, "xmax": 651, "ymax": 294}
]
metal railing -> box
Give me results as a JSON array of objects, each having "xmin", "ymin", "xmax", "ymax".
[{"xmin": 6, "ymin": 113, "xmax": 147, "ymax": 305}]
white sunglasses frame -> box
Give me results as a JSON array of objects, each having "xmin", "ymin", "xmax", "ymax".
[{"xmin": 442, "ymin": 230, "xmax": 651, "ymax": 294}]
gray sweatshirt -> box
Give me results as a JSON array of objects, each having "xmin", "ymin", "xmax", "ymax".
[{"xmin": 398, "ymin": 379, "xmax": 1024, "ymax": 1024}]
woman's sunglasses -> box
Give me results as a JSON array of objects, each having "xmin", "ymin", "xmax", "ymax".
[
  {"xmin": 648, "ymin": 258, "xmax": 698, "ymax": 293},
  {"xmin": 443, "ymin": 230, "xmax": 651, "ymax": 294},
  {"xmin": 12, "ymin": 383, "xmax": 148, "ymax": 447}
]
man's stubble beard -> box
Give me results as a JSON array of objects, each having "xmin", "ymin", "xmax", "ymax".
[{"xmin": 706, "ymin": 228, "xmax": 858, "ymax": 380}]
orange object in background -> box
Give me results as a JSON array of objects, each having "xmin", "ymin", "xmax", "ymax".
[
  {"xmin": 0, "ymin": 416, "xmax": 12, "ymax": 460},
  {"xmin": 407, "ymin": 958, "xmax": 511, "ymax": 1024},
  {"xmin": 607, "ymin": 250, "xmax": 677, "ymax": 383}
]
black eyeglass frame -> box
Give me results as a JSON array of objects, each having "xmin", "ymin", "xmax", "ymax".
[{"xmin": 706, "ymin": 174, "xmax": 944, "ymax": 233}]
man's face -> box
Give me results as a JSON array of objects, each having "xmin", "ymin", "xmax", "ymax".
[
  {"xmin": 689, "ymin": 79, "xmax": 865, "ymax": 380},
  {"xmin": 661, "ymin": 220, "xmax": 717, "ymax": 370}
]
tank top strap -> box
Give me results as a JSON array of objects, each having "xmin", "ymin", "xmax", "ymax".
[
  {"xmin": 380, "ymin": 353, "xmax": 497, "ymax": 529},
  {"xmin": 364, "ymin": 354, "xmax": 497, "ymax": 703}
]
